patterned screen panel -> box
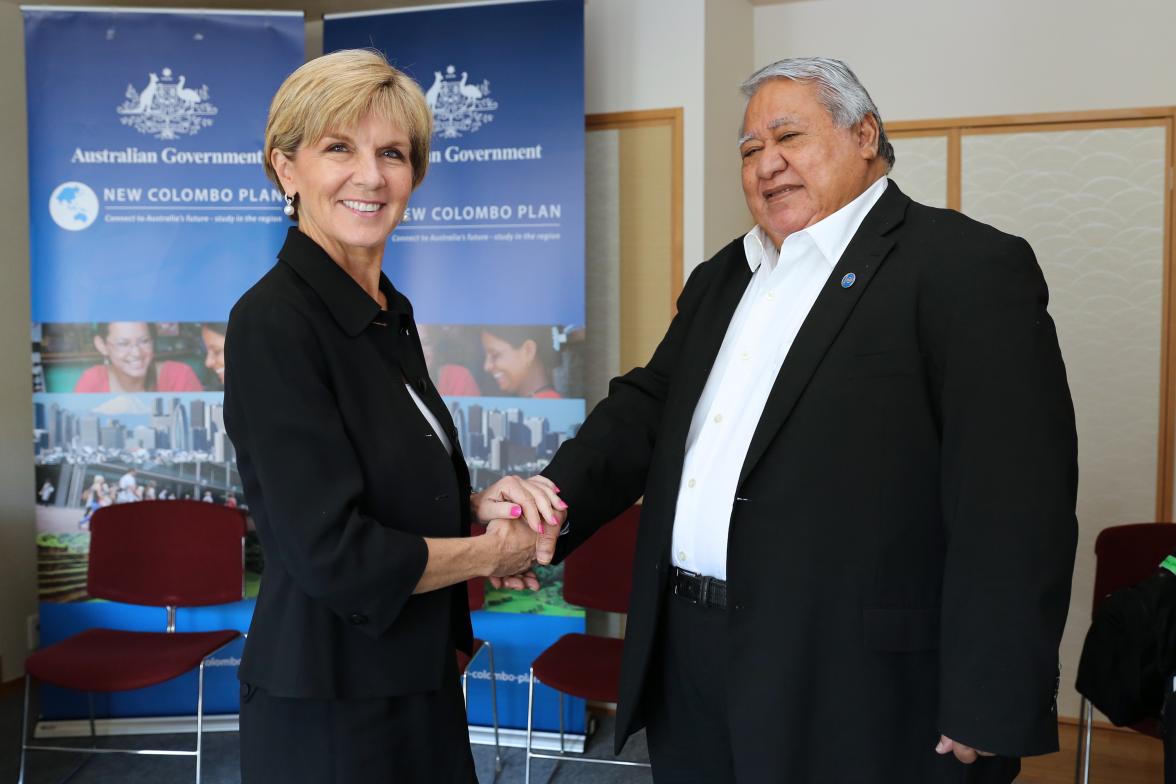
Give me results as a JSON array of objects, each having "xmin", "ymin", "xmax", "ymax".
[
  {"xmin": 584, "ymin": 128, "xmax": 622, "ymax": 412},
  {"xmin": 890, "ymin": 134, "xmax": 949, "ymax": 209},
  {"xmin": 962, "ymin": 124, "xmax": 1168, "ymax": 717}
]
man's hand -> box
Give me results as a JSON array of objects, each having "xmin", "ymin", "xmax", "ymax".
[
  {"xmin": 935, "ymin": 735, "xmax": 995, "ymax": 764},
  {"xmin": 484, "ymin": 517, "xmax": 539, "ymax": 581},
  {"xmin": 526, "ymin": 475, "xmax": 565, "ymax": 564},
  {"xmin": 491, "ymin": 570, "xmax": 540, "ymax": 591},
  {"xmin": 486, "ymin": 477, "xmax": 567, "ymax": 590}
]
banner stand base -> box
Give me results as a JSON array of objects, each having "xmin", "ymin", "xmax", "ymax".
[
  {"xmin": 36, "ymin": 716, "xmax": 587, "ymax": 753},
  {"xmin": 469, "ymin": 725, "xmax": 586, "ymax": 753},
  {"xmin": 35, "ymin": 714, "xmax": 239, "ymax": 739}
]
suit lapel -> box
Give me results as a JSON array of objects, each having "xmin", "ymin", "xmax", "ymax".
[{"xmin": 736, "ymin": 181, "xmax": 910, "ymax": 488}]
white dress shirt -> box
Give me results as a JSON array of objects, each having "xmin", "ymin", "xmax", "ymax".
[
  {"xmin": 670, "ymin": 177, "xmax": 888, "ymax": 580},
  {"xmin": 405, "ymin": 383, "xmax": 453, "ymax": 456}
]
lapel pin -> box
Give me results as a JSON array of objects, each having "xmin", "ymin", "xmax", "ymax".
[{"xmin": 841, "ymin": 272, "xmax": 856, "ymax": 289}]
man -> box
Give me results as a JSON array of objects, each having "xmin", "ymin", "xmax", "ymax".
[{"xmin": 535, "ymin": 58, "xmax": 1078, "ymax": 783}]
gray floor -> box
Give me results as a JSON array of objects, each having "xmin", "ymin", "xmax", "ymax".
[{"xmin": 0, "ymin": 682, "xmax": 651, "ymax": 783}]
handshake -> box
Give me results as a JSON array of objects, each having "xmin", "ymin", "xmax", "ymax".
[{"xmin": 471, "ymin": 474, "xmax": 567, "ymax": 591}]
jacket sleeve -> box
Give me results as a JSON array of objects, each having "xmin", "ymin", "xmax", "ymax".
[
  {"xmin": 224, "ymin": 295, "xmax": 428, "ymax": 639},
  {"xmin": 542, "ymin": 257, "xmax": 718, "ymax": 560},
  {"xmin": 929, "ymin": 234, "xmax": 1079, "ymax": 756}
]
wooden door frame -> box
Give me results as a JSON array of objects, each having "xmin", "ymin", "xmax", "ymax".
[{"xmin": 586, "ymin": 108, "xmax": 685, "ymax": 309}]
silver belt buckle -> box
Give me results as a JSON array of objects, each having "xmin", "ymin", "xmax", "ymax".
[{"xmin": 673, "ymin": 567, "xmax": 701, "ymax": 605}]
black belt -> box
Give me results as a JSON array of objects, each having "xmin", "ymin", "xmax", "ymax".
[{"xmin": 671, "ymin": 567, "xmax": 728, "ymax": 609}]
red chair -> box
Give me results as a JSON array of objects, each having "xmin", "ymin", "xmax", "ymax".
[
  {"xmin": 524, "ymin": 505, "xmax": 650, "ymax": 783},
  {"xmin": 1076, "ymin": 522, "xmax": 1176, "ymax": 784},
  {"xmin": 18, "ymin": 500, "xmax": 247, "ymax": 784},
  {"xmin": 458, "ymin": 575, "xmax": 501, "ymax": 774}
]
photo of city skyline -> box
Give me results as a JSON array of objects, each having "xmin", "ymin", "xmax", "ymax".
[{"xmin": 441, "ymin": 395, "xmax": 584, "ymax": 490}]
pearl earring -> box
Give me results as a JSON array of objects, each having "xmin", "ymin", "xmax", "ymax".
[{"xmin": 283, "ymin": 193, "xmax": 296, "ymax": 217}]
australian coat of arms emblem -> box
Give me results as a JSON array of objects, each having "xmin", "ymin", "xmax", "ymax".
[
  {"xmin": 116, "ymin": 67, "xmax": 218, "ymax": 140},
  {"xmin": 425, "ymin": 65, "xmax": 498, "ymax": 139}
]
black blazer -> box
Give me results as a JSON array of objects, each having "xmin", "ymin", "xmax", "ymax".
[
  {"xmin": 224, "ymin": 228, "xmax": 473, "ymax": 699},
  {"xmin": 543, "ymin": 181, "xmax": 1078, "ymax": 783}
]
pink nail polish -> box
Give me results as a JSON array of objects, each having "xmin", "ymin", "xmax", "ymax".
[
  {"xmin": 510, "ymin": 505, "xmax": 522, "ymax": 517},
  {"xmin": 556, "ymin": 500, "xmax": 568, "ymax": 510}
]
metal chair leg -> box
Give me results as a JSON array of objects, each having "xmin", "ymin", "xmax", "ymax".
[
  {"xmin": 87, "ymin": 691, "xmax": 98, "ymax": 749},
  {"xmin": 525, "ymin": 668, "xmax": 535, "ymax": 784},
  {"xmin": 1080, "ymin": 697, "xmax": 1093, "ymax": 784},
  {"xmin": 196, "ymin": 660, "xmax": 205, "ymax": 784},
  {"xmin": 486, "ymin": 641, "xmax": 501, "ymax": 774},
  {"xmin": 558, "ymin": 690, "xmax": 565, "ymax": 752},
  {"xmin": 461, "ymin": 670, "xmax": 468, "ymax": 711},
  {"xmin": 18, "ymin": 675, "xmax": 31, "ymax": 784},
  {"xmin": 1074, "ymin": 695, "xmax": 1086, "ymax": 784}
]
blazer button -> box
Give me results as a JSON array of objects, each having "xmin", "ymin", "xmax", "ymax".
[
  {"xmin": 435, "ymin": 492, "xmax": 450, "ymax": 501},
  {"xmin": 348, "ymin": 613, "xmax": 368, "ymax": 626}
]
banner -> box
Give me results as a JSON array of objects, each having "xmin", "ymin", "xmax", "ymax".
[
  {"xmin": 325, "ymin": 0, "xmax": 588, "ymax": 737},
  {"xmin": 25, "ymin": 7, "xmax": 304, "ymax": 720}
]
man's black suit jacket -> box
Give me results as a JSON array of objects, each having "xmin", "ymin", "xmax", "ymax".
[
  {"xmin": 224, "ymin": 228, "xmax": 473, "ymax": 700},
  {"xmin": 543, "ymin": 181, "xmax": 1078, "ymax": 783}
]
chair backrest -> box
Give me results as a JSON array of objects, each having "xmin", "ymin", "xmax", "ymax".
[
  {"xmin": 87, "ymin": 500, "xmax": 247, "ymax": 607},
  {"xmin": 1092, "ymin": 522, "xmax": 1176, "ymax": 615},
  {"xmin": 467, "ymin": 576, "xmax": 486, "ymax": 611},
  {"xmin": 563, "ymin": 505, "xmax": 641, "ymax": 614}
]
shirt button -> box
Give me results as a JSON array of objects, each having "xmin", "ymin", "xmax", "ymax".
[
  {"xmin": 713, "ymin": 414, "xmax": 723, "ymax": 424},
  {"xmin": 741, "ymin": 351, "xmax": 751, "ymax": 361},
  {"xmin": 678, "ymin": 550, "xmax": 687, "ymax": 562},
  {"xmin": 687, "ymin": 478, "xmax": 696, "ymax": 489},
  {"xmin": 766, "ymin": 290, "xmax": 776, "ymax": 301}
]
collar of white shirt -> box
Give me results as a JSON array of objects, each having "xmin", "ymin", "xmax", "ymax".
[{"xmin": 742, "ymin": 176, "xmax": 889, "ymax": 274}]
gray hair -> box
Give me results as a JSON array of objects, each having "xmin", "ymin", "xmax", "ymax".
[{"xmin": 740, "ymin": 57, "xmax": 895, "ymax": 170}]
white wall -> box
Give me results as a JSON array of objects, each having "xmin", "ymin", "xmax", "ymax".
[
  {"xmin": 0, "ymin": 0, "xmax": 37, "ymax": 683},
  {"xmin": 753, "ymin": 0, "xmax": 1176, "ymax": 120},
  {"xmin": 703, "ymin": 0, "xmax": 755, "ymax": 256},
  {"xmin": 585, "ymin": 0, "xmax": 707, "ymax": 273}
]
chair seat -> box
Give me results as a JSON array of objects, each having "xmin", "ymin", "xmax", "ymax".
[
  {"xmin": 27, "ymin": 628, "xmax": 240, "ymax": 692},
  {"xmin": 456, "ymin": 639, "xmax": 486, "ymax": 675},
  {"xmin": 532, "ymin": 633, "xmax": 623, "ymax": 703}
]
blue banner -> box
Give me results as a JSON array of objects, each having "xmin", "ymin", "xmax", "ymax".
[
  {"xmin": 325, "ymin": 0, "xmax": 589, "ymax": 736},
  {"xmin": 25, "ymin": 8, "xmax": 302, "ymax": 324},
  {"xmin": 325, "ymin": 0, "xmax": 585, "ymax": 326},
  {"xmin": 25, "ymin": 7, "xmax": 304, "ymax": 721}
]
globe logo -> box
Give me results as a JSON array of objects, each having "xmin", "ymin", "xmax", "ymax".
[{"xmin": 49, "ymin": 182, "xmax": 99, "ymax": 231}]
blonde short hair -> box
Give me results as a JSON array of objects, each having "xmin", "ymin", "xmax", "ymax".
[{"xmin": 263, "ymin": 49, "xmax": 432, "ymax": 200}]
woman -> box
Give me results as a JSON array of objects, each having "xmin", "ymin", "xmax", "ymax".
[
  {"xmin": 480, "ymin": 325, "xmax": 563, "ymax": 398},
  {"xmin": 223, "ymin": 50, "xmax": 564, "ymax": 783},
  {"xmin": 199, "ymin": 322, "xmax": 227, "ymax": 389},
  {"xmin": 74, "ymin": 321, "xmax": 203, "ymax": 393},
  {"xmin": 419, "ymin": 323, "xmax": 480, "ymax": 396}
]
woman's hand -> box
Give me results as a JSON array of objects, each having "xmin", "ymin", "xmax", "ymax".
[{"xmin": 472, "ymin": 475, "xmax": 567, "ymax": 538}]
